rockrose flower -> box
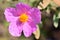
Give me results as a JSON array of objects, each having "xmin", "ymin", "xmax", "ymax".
[{"xmin": 4, "ymin": 3, "xmax": 41, "ymax": 37}]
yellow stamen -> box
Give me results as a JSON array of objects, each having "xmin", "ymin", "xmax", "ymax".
[{"xmin": 19, "ymin": 14, "xmax": 28, "ymax": 22}]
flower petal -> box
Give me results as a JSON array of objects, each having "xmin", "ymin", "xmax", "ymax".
[
  {"xmin": 29, "ymin": 8, "xmax": 41, "ymax": 24},
  {"xmin": 4, "ymin": 8, "xmax": 18, "ymax": 22},
  {"xmin": 9, "ymin": 22, "xmax": 22, "ymax": 37},
  {"xmin": 29, "ymin": 22, "xmax": 37, "ymax": 32},
  {"xmin": 16, "ymin": 3, "xmax": 31, "ymax": 15},
  {"xmin": 23, "ymin": 22, "xmax": 32, "ymax": 37},
  {"xmin": 27, "ymin": 16, "xmax": 37, "ymax": 32}
]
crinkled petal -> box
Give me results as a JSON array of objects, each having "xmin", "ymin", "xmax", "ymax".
[
  {"xmin": 27, "ymin": 16, "xmax": 37, "ymax": 32},
  {"xmin": 29, "ymin": 8, "xmax": 41, "ymax": 24},
  {"xmin": 9, "ymin": 22, "xmax": 22, "ymax": 37},
  {"xmin": 29, "ymin": 22, "xmax": 37, "ymax": 32},
  {"xmin": 16, "ymin": 3, "xmax": 31, "ymax": 15},
  {"xmin": 4, "ymin": 8, "xmax": 18, "ymax": 22},
  {"xmin": 23, "ymin": 22, "xmax": 32, "ymax": 37}
]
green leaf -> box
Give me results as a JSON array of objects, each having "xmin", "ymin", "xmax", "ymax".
[
  {"xmin": 53, "ymin": 14, "xmax": 59, "ymax": 28},
  {"xmin": 57, "ymin": 12, "xmax": 60, "ymax": 19},
  {"xmin": 54, "ymin": 22, "xmax": 58, "ymax": 28}
]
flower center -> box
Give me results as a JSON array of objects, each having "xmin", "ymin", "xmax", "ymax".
[{"xmin": 19, "ymin": 14, "xmax": 28, "ymax": 22}]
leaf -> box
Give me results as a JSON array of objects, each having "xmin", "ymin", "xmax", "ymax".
[
  {"xmin": 57, "ymin": 12, "xmax": 60, "ymax": 19},
  {"xmin": 33, "ymin": 25, "xmax": 40, "ymax": 39},
  {"xmin": 38, "ymin": 0, "xmax": 51, "ymax": 9},
  {"xmin": 53, "ymin": 0, "xmax": 60, "ymax": 6},
  {"xmin": 53, "ymin": 14, "xmax": 56, "ymax": 21},
  {"xmin": 53, "ymin": 14, "xmax": 59, "ymax": 28},
  {"xmin": 54, "ymin": 22, "xmax": 58, "ymax": 28}
]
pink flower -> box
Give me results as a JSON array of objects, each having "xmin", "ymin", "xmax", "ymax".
[{"xmin": 4, "ymin": 3, "xmax": 41, "ymax": 37}]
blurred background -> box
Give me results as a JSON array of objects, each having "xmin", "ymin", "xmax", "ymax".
[{"xmin": 0, "ymin": 0, "xmax": 60, "ymax": 40}]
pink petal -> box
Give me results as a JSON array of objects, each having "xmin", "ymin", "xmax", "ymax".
[
  {"xmin": 29, "ymin": 22, "xmax": 37, "ymax": 32},
  {"xmin": 16, "ymin": 3, "xmax": 31, "ymax": 15},
  {"xmin": 29, "ymin": 8, "xmax": 41, "ymax": 24},
  {"xmin": 27, "ymin": 16, "xmax": 37, "ymax": 32},
  {"xmin": 4, "ymin": 8, "xmax": 18, "ymax": 22},
  {"xmin": 22, "ymin": 22, "xmax": 32, "ymax": 37},
  {"xmin": 9, "ymin": 22, "xmax": 22, "ymax": 37}
]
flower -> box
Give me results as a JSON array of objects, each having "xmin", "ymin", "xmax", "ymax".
[{"xmin": 4, "ymin": 3, "xmax": 41, "ymax": 37}]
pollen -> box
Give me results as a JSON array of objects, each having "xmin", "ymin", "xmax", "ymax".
[{"xmin": 19, "ymin": 14, "xmax": 28, "ymax": 22}]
